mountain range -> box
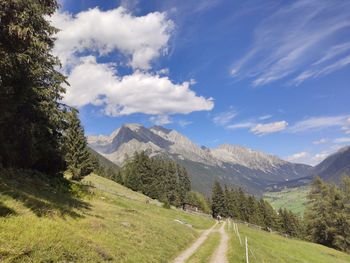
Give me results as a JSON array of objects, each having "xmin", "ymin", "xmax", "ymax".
[
  {"xmin": 312, "ymin": 146, "xmax": 350, "ymax": 182},
  {"xmin": 88, "ymin": 124, "xmax": 314, "ymax": 194}
]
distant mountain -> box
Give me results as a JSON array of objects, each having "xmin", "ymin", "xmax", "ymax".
[
  {"xmin": 88, "ymin": 123, "xmax": 311, "ymax": 195},
  {"xmin": 312, "ymin": 146, "xmax": 350, "ymax": 182},
  {"xmin": 88, "ymin": 147, "xmax": 120, "ymax": 173}
]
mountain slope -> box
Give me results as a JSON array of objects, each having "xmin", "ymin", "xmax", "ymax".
[
  {"xmin": 312, "ymin": 146, "xmax": 350, "ymax": 182},
  {"xmin": 0, "ymin": 170, "xmax": 213, "ymax": 262},
  {"xmin": 88, "ymin": 124, "xmax": 311, "ymax": 194},
  {"xmin": 227, "ymin": 221, "xmax": 350, "ymax": 263}
]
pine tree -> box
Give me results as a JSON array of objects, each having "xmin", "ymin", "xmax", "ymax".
[
  {"xmin": 64, "ymin": 109, "xmax": 93, "ymax": 180},
  {"xmin": 305, "ymin": 177, "xmax": 333, "ymax": 246},
  {"xmin": 211, "ymin": 181, "xmax": 225, "ymax": 218},
  {"xmin": 177, "ymin": 164, "xmax": 191, "ymax": 205},
  {"xmin": 0, "ymin": 0, "xmax": 67, "ymax": 174}
]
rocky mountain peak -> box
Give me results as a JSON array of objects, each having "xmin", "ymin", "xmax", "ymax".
[{"xmin": 88, "ymin": 123, "xmax": 312, "ymax": 194}]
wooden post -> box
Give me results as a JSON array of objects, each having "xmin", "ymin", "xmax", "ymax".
[
  {"xmin": 245, "ymin": 237, "xmax": 249, "ymax": 263},
  {"xmin": 237, "ymin": 224, "xmax": 242, "ymax": 246}
]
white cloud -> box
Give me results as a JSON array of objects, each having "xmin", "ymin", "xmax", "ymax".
[
  {"xmin": 259, "ymin": 115, "xmax": 272, "ymax": 120},
  {"xmin": 63, "ymin": 57, "xmax": 214, "ymax": 116},
  {"xmin": 334, "ymin": 137, "xmax": 350, "ymax": 144},
  {"xmin": 250, "ymin": 121, "xmax": 288, "ymax": 135},
  {"xmin": 157, "ymin": 68, "xmax": 170, "ymax": 75},
  {"xmin": 289, "ymin": 115, "xmax": 350, "ymax": 133},
  {"xmin": 313, "ymin": 138, "xmax": 328, "ymax": 145},
  {"xmin": 149, "ymin": 115, "xmax": 172, "ymax": 125},
  {"xmin": 213, "ymin": 110, "xmax": 237, "ymax": 125},
  {"xmin": 226, "ymin": 122, "xmax": 255, "ymax": 130},
  {"xmin": 178, "ymin": 120, "xmax": 193, "ymax": 128},
  {"xmin": 50, "ymin": 7, "xmax": 214, "ymax": 117},
  {"xmin": 231, "ymin": 1, "xmax": 350, "ymax": 86},
  {"xmin": 51, "ymin": 7, "xmax": 174, "ymax": 70},
  {"xmin": 286, "ymin": 152, "xmax": 309, "ymax": 163},
  {"xmin": 311, "ymin": 152, "xmax": 329, "ymax": 164}
]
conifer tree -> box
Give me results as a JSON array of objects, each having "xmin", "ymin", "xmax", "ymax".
[
  {"xmin": 63, "ymin": 109, "xmax": 93, "ymax": 180},
  {"xmin": 211, "ymin": 181, "xmax": 225, "ymax": 218},
  {"xmin": 305, "ymin": 177, "xmax": 333, "ymax": 246},
  {"xmin": 0, "ymin": 0, "xmax": 67, "ymax": 174},
  {"xmin": 177, "ymin": 164, "xmax": 191, "ymax": 204}
]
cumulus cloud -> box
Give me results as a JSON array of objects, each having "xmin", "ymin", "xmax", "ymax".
[
  {"xmin": 50, "ymin": 7, "xmax": 214, "ymax": 117},
  {"xmin": 51, "ymin": 7, "xmax": 174, "ymax": 70},
  {"xmin": 286, "ymin": 152, "xmax": 309, "ymax": 163},
  {"xmin": 230, "ymin": 1, "xmax": 350, "ymax": 86},
  {"xmin": 250, "ymin": 121, "xmax": 288, "ymax": 135},
  {"xmin": 213, "ymin": 110, "xmax": 237, "ymax": 125},
  {"xmin": 63, "ymin": 57, "xmax": 214, "ymax": 116}
]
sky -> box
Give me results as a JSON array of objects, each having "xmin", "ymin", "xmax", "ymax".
[{"xmin": 52, "ymin": 0, "xmax": 350, "ymax": 165}]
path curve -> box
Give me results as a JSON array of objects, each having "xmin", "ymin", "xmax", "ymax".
[
  {"xmin": 173, "ymin": 222, "xmax": 218, "ymax": 263},
  {"xmin": 210, "ymin": 221, "xmax": 229, "ymax": 263}
]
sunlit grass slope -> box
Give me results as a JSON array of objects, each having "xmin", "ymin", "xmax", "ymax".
[
  {"xmin": 264, "ymin": 186, "xmax": 309, "ymax": 215},
  {"xmin": 227, "ymin": 221, "xmax": 350, "ymax": 263},
  {"xmin": 0, "ymin": 170, "xmax": 213, "ymax": 262}
]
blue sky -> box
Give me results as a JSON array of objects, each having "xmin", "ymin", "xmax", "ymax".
[{"xmin": 53, "ymin": 0, "xmax": 350, "ymax": 165}]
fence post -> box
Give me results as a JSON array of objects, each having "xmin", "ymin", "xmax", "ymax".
[
  {"xmin": 236, "ymin": 224, "xmax": 242, "ymax": 246},
  {"xmin": 245, "ymin": 237, "xmax": 249, "ymax": 263}
]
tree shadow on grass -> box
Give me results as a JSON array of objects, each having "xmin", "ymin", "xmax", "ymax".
[
  {"xmin": 0, "ymin": 201, "xmax": 16, "ymax": 217},
  {"xmin": 0, "ymin": 169, "xmax": 91, "ymax": 218}
]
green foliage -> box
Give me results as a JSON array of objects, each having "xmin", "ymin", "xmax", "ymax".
[
  {"xmin": 211, "ymin": 181, "xmax": 225, "ymax": 218},
  {"xmin": 121, "ymin": 152, "xmax": 192, "ymax": 207},
  {"xmin": 63, "ymin": 109, "xmax": 93, "ymax": 180},
  {"xmin": 211, "ymin": 181, "xmax": 303, "ymax": 237},
  {"xmin": 305, "ymin": 176, "xmax": 350, "ymax": 252},
  {"xmin": 0, "ymin": 0, "xmax": 67, "ymax": 174},
  {"xmin": 185, "ymin": 191, "xmax": 210, "ymax": 214}
]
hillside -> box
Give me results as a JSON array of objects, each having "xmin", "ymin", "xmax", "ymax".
[
  {"xmin": 227, "ymin": 221, "xmax": 350, "ymax": 262},
  {"xmin": 312, "ymin": 146, "xmax": 350, "ymax": 182},
  {"xmin": 88, "ymin": 147, "xmax": 120, "ymax": 173},
  {"xmin": 0, "ymin": 170, "xmax": 213, "ymax": 262},
  {"xmin": 264, "ymin": 186, "xmax": 310, "ymax": 216},
  {"xmin": 88, "ymin": 124, "xmax": 311, "ymax": 194},
  {"xmin": 2, "ymin": 170, "xmax": 350, "ymax": 262}
]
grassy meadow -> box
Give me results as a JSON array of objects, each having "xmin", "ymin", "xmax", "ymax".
[
  {"xmin": 227, "ymin": 221, "xmax": 350, "ymax": 263},
  {"xmin": 0, "ymin": 170, "xmax": 214, "ymax": 262},
  {"xmin": 263, "ymin": 186, "xmax": 309, "ymax": 216}
]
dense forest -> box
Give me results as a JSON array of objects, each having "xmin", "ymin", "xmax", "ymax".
[
  {"xmin": 107, "ymin": 151, "xmax": 209, "ymax": 212},
  {"xmin": 305, "ymin": 176, "xmax": 350, "ymax": 252}
]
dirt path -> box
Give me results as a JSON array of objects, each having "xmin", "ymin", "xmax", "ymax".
[
  {"xmin": 210, "ymin": 221, "xmax": 229, "ymax": 263},
  {"xmin": 173, "ymin": 222, "xmax": 218, "ymax": 263}
]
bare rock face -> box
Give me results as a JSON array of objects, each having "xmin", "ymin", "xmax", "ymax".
[{"xmin": 88, "ymin": 123, "xmax": 311, "ymax": 194}]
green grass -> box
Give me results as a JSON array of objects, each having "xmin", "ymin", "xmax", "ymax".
[
  {"xmin": 0, "ymin": 170, "xmax": 214, "ymax": 262},
  {"xmin": 227, "ymin": 221, "xmax": 350, "ymax": 263},
  {"xmin": 186, "ymin": 232, "xmax": 220, "ymax": 263},
  {"xmin": 264, "ymin": 186, "xmax": 309, "ymax": 216}
]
